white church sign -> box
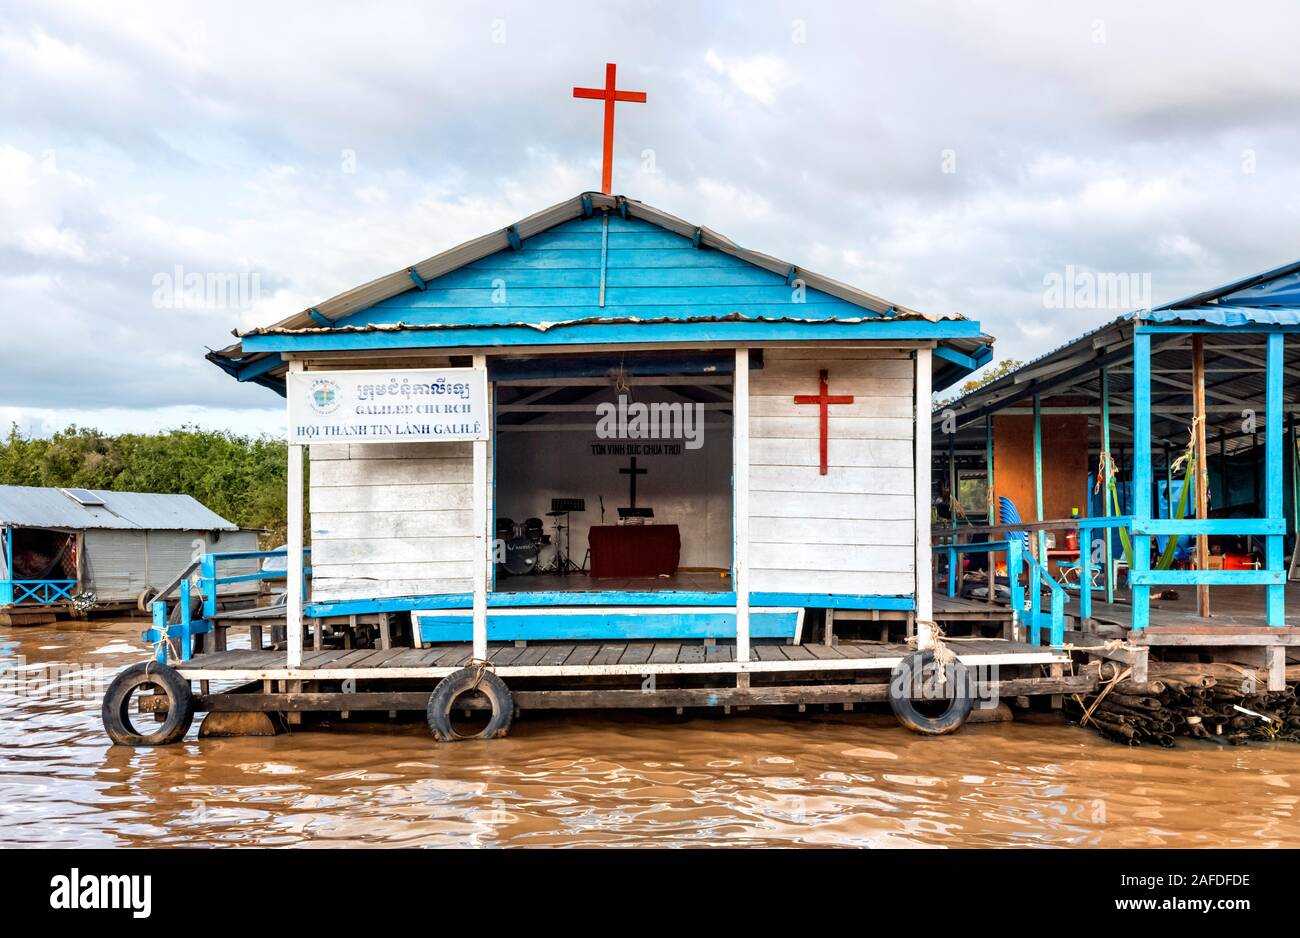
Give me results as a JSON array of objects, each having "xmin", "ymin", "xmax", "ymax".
[{"xmin": 288, "ymin": 368, "xmax": 488, "ymax": 444}]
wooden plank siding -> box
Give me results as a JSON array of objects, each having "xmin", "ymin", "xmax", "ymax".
[
  {"xmin": 308, "ymin": 441, "xmax": 483, "ymax": 601},
  {"xmin": 748, "ymin": 349, "xmax": 916, "ymax": 597}
]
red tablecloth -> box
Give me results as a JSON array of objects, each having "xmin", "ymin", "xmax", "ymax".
[{"xmin": 588, "ymin": 525, "xmax": 681, "ymax": 578}]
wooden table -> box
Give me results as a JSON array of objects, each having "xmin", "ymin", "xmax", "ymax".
[{"xmin": 588, "ymin": 524, "xmax": 681, "ymax": 578}]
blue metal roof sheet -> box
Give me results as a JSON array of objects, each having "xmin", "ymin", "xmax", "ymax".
[{"xmin": 1144, "ymin": 306, "xmax": 1300, "ymax": 327}]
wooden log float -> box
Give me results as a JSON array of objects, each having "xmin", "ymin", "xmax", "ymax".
[
  {"xmin": 1070, "ymin": 660, "xmax": 1300, "ymax": 747},
  {"xmin": 180, "ymin": 673, "xmax": 1097, "ymax": 714}
]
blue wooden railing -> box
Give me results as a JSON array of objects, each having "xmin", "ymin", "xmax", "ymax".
[
  {"xmin": 144, "ymin": 548, "xmax": 311, "ymax": 664},
  {"xmin": 6, "ymin": 579, "xmax": 77, "ymax": 605},
  {"xmin": 933, "ymin": 536, "xmax": 1065, "ymax": 647}
]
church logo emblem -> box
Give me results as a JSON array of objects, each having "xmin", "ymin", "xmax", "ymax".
[{"xmin": 308, "ymin": 379, "xmax": 342, "ymax": 415}]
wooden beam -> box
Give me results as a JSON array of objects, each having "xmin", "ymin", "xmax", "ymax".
[
  {"xmin": 915, "ymin": 349, "xmax": 934, "ymax": 644},
  {"xmin": 191, "ymin": 675, "xmax": 1096, "ymax": 713},
  {"xmin": 286, "ymin": 361, "xmax": 305, "ymax": 669},
  {"xmin": 733, "ymin": 347, "xmax": 751, "ymax": 664},
  {"xmin": 1192, "ymin": 334, "xmax": 1210, "ymax": 617},
  {"xmin": 472, "ymin": 353, "xmax": 489, "ymax": 661}
]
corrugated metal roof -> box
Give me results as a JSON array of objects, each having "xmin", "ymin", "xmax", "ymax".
[
  {"xmin": 937, "ymin": 259, "xmax": 1300, "ymax": 418},
  {"xmin": 0, "ymin": 485, "xmax": 239, "ymax": 531},
  {"xmin": 244, "ymin": 308, "xmax": 965, "ymax": 337},
  {"xmin": 210, "ymin": 191, "xmax": 991, "ymax": 391},
  {"xmin": 1146, "ymin": 306, "xmax": 1300, "ymax": 327}
]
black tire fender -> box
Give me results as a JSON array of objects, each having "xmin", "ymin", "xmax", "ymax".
[
  {"xmin": 137, "ymin": 586, "xmax": 158, "ymax": 615},
  {"xmin": 426, "ymin": 667, "xmax": 514, "ymax": 742},
  {"xmin": 101, "ymin": 662, "xmax": 195, "ymax": 746},
  {"xmin": 888, "ymin": 650, "xmax": 974, "ymax": 736}
]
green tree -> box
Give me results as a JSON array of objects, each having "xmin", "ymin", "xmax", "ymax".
[
  {"xmin": 935, "ymin": 358, "xmax": 1023, "ymax": 407},
  {"xmin": 0, "ymin": 424, "xmax": 292, "ymax": 545}
]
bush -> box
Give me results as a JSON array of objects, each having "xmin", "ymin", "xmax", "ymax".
[{"xmin": 0, "ymin": 424, "xmax": 294, "ymax": 546}]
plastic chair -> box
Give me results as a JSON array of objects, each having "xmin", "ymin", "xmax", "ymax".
[{"xmin": 998, "ymin": 497, "xmax": 1030, "ymax": 552}]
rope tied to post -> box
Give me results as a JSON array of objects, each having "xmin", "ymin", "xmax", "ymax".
[
  {"xmin": 908, "ymin": 620, "xmax": 958, "ymax": 687},
  {"xmin": 145, "ymin": 634, "xmax": 180, "ymax": 672},
  {"xmin": 1093, "ymin": 449, "xmax": 1117, "ymax": 494},
  {"xmin": 1169, "ymin": 418, "xmax": 1200, "ymax": 476},
  {"xmin": 466, "ymin": 657, "xmax": 495, "ymax": 692},
  {"xmin": 1073, "ymin": 661, "xmax": 1133, "ymax": 727}
]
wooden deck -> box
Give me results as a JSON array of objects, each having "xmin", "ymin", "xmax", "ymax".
[
  {"xmin": 931, "ymin": 580, "xmax": 1300, "ymax": 646},
  {"xmin": 177, "ymin": 637, "xmax": 1067, "ymax": 681},
  {"xmin": 1075, "ymin": 582, "xmax": 1300, "ymax": 646}
]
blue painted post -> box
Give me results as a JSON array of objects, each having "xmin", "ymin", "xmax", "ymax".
[
  {"xmin": 1050, "ymin": 584, "xmax": 1065, "ymax": 647},
  {"xmin": 1008, "ymin": 538, "xmax": 1024, "ymax": 637},
  {"xmin": 151, "ymin": 600, "xmax": 168, "ymax": 664},
  {"xmin": 1100, "ymin": 367, "xmax": 1114, "ymax": 605},
  {"xmin": 1265, "ymin": 332, "xmax": 1285, "ymax": 626},
  {"xmin": 1029, "ymin": 557, "xmax": 1042, "ymax": 644},
  {"xmin": 1079, "ymin": 526, "xmax": 1092, "ymax": 621},
  {"xmin": 178, "ymin": 577, "xmax": 193, "ymax": 660},
  {"xmin": 0, "ymin": 527, "xmax": 11, "ymax": 607},
  {"xmin": 200, "ymin": 553, "xmax": 218, "ymax": 619},
  {"xmin": 1131, "ymin": 332, "xmax": 1152, "ymax": 631}
]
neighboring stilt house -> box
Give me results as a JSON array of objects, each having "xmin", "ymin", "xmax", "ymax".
[{"xmin": 934, "ymin": 260, "xmax": 1300, "ymax": 676}]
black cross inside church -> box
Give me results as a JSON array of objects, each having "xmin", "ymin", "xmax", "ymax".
[{"xmin": 619, "ymin": 455, "xmax": 647, "ymax": 509}]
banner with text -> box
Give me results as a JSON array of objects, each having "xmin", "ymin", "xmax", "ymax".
[{"xmin": 287, "ymin": 368, "xmax": 488, "ymax": 444}]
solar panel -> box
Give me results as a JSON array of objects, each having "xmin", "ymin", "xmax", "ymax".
[{"xmin": 61, "ymin": 488, "xmax": 105, "ymax": 507}]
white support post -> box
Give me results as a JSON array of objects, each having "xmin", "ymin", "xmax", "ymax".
[
  {"xmin": 733, "ymin": 347, "xmax": 751, "ymax": 664},
  {"xmin": 914, "ymin": 348, "xmax": 934, "ymax": 649},
  {"xmin": 286, "ymin": 360, "xmax": 305, "ymax": 669},
  {"xmin": 472, "ymin": 353, "xmax": 490, "ymax": 661}
]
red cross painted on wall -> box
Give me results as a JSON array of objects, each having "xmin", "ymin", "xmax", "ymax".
[{"xmin": 794, "ymin": 369, "xmax": 855, "ymax": 475}]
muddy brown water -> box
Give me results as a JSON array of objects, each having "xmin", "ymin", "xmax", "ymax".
[{"xmin": 3, "ymin": 618, "xmax": 1300, "ymax": 847}]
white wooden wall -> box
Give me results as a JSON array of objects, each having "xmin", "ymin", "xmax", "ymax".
[
  {"xmin": 748, "ymin": 348, "xmax": 916, "ymax": 597},
  {"xmin": 309, "ymin": 441, "xmax": 479, "ymax": 601}
]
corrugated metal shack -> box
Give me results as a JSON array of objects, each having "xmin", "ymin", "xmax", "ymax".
[{"xmin": 0, "ymin": 485, "xmax": 259, "ymax": 622}]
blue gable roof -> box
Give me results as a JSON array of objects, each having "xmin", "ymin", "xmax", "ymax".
[
  {"xmin": 333, "ymin": 214, "xmax": 871, "ymax": 330},
  {"xmin": 211, "ymin": 193, "xmax": 990, "ymax": 393}
]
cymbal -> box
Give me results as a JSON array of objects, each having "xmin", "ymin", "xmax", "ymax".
[{"xmin": 545, "ymin": 510, "xmax": 568, "ymax": 516}]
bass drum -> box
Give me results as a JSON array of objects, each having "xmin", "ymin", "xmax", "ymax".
[{"xmin": 503, "ymin": 536, "xmax": 540, "ymax": 575}]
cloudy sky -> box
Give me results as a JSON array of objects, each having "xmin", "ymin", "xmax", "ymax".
[{"xmin": 3, "ymin": 0, "xmax": 1298, "ymax": 438}]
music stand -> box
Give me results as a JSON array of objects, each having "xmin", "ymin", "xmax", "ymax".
[{"xmin": 544, "ymin": 498, "xmax": 585, "ymax": 575}]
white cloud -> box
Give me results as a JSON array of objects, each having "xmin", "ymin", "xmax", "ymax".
[
  {"xmin": 703, "ymin": 48, "xmax": 791, "ymax": 106},
  {"xmin": 2, "ymin": 0, "xmax": 1299, "ymax": 429}
]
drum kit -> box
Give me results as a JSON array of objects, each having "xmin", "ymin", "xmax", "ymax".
[{"xmin": 495, "ymin": 498, "xmax": 585, "ymax": 577}]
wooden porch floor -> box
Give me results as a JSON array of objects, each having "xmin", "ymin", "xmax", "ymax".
[
  {"xmin": 178, "ymin": 636, "xmax": 1066, "ymax": 679},
  {"xmin": 1080, "ymin": 582, "xmax": 1300, "ymax": 631},
  {"xmin": 939, "ymin": 580, "xmax": 1300, "ymax": 647}
]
